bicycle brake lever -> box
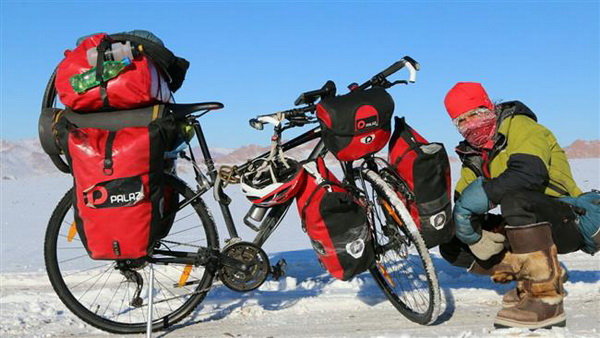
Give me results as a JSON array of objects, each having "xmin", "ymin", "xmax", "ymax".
[{"xmin": 390, "ymin": 80, "xmax": 409, "ymax": 86}]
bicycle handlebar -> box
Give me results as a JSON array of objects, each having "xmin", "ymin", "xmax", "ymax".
[
  {"xmin": 249, "ymin": 105, "xmax": 316, "ymax": 130},
  {"xmin": 249, "ymin": 56, "xmax": 420, "ymax": 130},
  {"xmin": 357, "ymin": 56, "xmax": 420, "ymax": 90}
]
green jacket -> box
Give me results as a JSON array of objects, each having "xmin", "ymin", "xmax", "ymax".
[{"xmin": 455, "ymin": 101, "xmax": 582, "ymax": 203}]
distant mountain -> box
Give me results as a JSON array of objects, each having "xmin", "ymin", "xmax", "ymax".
[
  {"xmin": 564, "ymin": 139, "xmax": 600, "ymax": 159},
  {"xmin": 1, "ymin": 138, "xmax": 598, "ymax": 179},
  {"xmin": 0, "ymin": 139, "xmax": 59, "ymax": 180}
]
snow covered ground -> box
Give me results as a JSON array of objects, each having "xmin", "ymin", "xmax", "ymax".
[{"xmin": 1, "ymin": 159, "xmax": 599, "ymax": 337}]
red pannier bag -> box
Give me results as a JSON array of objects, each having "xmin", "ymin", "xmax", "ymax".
[
  {"xmin": 316, "ymin": 87, "xmax": 394, "ymax": 161},
  {"xmin": 388, "ymin": 117, "xmax": 453, "ymax": 248},
  {"xmin": 55, "ymin": 33, "xmax": 171, "ymax": 112},
  {"xmin": 57, "ymin": 117, "xmax": 177, "ymax": 260},
  {"xmin": 296, "ymin": 158, "xmax": 374, "ymax": 280}
]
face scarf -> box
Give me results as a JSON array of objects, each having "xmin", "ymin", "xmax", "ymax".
[{"xmin": 455, "ymin": 109, "xmax": 497, "ymax": 148}]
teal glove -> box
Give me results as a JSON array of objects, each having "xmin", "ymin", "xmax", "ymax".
[{"xmin": 453, "ymin": 177, "xmax": 493, "ymax": 245}]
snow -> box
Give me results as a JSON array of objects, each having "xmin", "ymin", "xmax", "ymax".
[{"xmin": 0, "ymin": 159, "xmax": 599, "ymax": 337}]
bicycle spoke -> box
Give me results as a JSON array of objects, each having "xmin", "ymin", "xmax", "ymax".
[
  {"xmin": 103, "ymin": 276, "xmax": 124, "ymax": 317},
  {"xmin": 77, "ymin": 264, "xmax": 116, "ymax": 302},
  {"xmin": 58, "ymin": 253, "xmax": 89, "ymax": 264},
  {"xmin": 172, "ymin": 212, "xmax": 196, "ymax": 225},
  {"xmin": 166, "ymin": 224, "xmax": 202, "ymax": 237},
  {"xmin": 70, "ymin": 263, "xmax": 116, "ymax": 291},
  {"xmin": 63, "ymin": 263, "xmax": 113, "ymax": 277},
  {"xmin": 88, "ymin": 266, "xmax": 116, "ymax": 313}
]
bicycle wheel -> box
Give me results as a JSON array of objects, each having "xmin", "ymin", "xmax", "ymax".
[
  {"xmin": 44, "ymin": 175, "xmax": 219, "ymax": 334},
  {"xmin": 361, "ymin": 168, "xmax": 441, "ymax": 325}
]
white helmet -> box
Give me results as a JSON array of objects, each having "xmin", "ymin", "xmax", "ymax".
[{"xmin": 240, "ymin": 157, "xmax": 306, "ymax": 207}]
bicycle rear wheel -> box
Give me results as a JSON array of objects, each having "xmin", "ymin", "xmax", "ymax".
[
  {"xmin": 362, "ymin": 169, "xmax": 441, "ymax": 325},
  {"xmin": 44, "ymin": 176, "xmax": 219, "ymax": 334}
]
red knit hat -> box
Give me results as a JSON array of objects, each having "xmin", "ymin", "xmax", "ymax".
[{"xmin": 444, "ymin": 82, "xmax": 494, "ymax": 119}]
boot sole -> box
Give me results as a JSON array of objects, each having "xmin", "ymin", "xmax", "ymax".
[{"xmin": 494, "ymin": 313, "xmax": 566, "ymax": 330}]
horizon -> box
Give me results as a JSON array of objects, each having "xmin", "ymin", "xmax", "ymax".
[{"xmin": 1, "ymin": 2, "xmax": 598, "ymax": 150}]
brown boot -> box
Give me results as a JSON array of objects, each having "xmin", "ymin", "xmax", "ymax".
[
  {"xmin": 468, "ymin": 251, "xmax": 524, "ymax": 307},
  {"xmin": 501, "ymin": 265, "xmax": 568, "ymax": 307},
  {"xmin": 493, "ymin": 222, "xmax": 566, "ymax": 329}
]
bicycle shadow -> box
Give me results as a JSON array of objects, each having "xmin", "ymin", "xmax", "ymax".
[{"xmin": 157, "ymin": 249, "xmax": 600, "ymax": 335}]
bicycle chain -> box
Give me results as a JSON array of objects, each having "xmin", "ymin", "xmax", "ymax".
[{"xmin": 160, "ymin": 239, "xmax": 203, "ymax": 249}]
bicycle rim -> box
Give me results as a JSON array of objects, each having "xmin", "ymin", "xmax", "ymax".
[
  {"xmin": 362, "ymin": 169, "xmax": 441, "ymax": 325},
  {"xmin": 44, "ymin": 176, "xmax": 218, "ymax": 333}
]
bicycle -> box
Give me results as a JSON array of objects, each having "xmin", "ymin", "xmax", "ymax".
[{"xmin": 42, "ymin": 56, "xmax": 441, "ymax": 334}]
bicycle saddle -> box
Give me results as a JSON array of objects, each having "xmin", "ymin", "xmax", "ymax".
[{"xmin": 168, "ymin": 102, "xmax": 224, "ymax": 118}]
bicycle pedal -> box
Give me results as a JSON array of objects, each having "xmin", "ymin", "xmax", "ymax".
[{"xmin": 270, "ymin": 259, "xmax": 287, "ymax": 281}]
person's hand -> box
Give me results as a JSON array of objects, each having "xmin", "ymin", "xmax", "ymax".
[
  {"xmin": 454, "ymin": 177, "xmax": 493, "ymax": 244},
  {"xmin": 468, "ymin": 230, "xmax": 506, "ymax": 261}
]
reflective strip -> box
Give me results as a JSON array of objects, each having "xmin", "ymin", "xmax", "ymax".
[
  {"xmin": 67, "ymin": 222, "xmax": 77, "ymax": 242},
  {"xmin": 151, "ymin": 105, "xmax": 160, "ymax": 121},
  {"xmin": 178, "ymin": 265, "xmax": 193, "ymax": 287}
]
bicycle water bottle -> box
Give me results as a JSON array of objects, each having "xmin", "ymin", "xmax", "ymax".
[
  {"xmin": 70, "ymin": 58, "xmax": 132, "ymax": 94},
  {"xmin": 86, "ymin": 41, "xmax": 135, "ymax": 66}
]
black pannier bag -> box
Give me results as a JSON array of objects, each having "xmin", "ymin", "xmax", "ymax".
[
  {"xmin": 316, "ymin": 87, "xmax": 394, "ymax": 161},
  {"xmin": 44, "ymin": 107, "xmax": 179, "ymax": 260},
  {"xmin": 295, "ymin": 158, "xmax": 375, "ymax": 280},
  {"xmin": 388, "ymin": 117, "xmax": 453, "ymax": 248}
]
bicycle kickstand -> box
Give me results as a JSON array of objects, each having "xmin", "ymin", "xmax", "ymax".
[{"xmin": 146, "ymin": 263, "xmax": 154, "ymax": 338}]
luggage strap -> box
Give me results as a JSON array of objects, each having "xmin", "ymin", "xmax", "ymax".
[
  {"xmin": 302, "ymin": 161, "xmax": 327, "ymax": 186},
  {"xmin": 103, "ymin": 131, "xmax": 117, "ymax": 175},
  {"xmin": 95, "ymin": 37, "xmax": 112, "ymax": 108}
]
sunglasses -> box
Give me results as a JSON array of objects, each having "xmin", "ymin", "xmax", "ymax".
[{"xmin": 453, "ymin": 107, "xmax": 495, "ymax": 131}]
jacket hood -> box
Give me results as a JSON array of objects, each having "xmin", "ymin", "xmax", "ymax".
[{"xmin": 496, "ymin": 100, "xmax": 537, "ymax": 124}]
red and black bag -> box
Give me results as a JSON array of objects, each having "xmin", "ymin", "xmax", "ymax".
[
  {"xmin": 316, "ymin": 87, "xmax": 394, "ymax": 161},
  {"xmin": 296, "ymin": 158, "xmax": 374, "ymax": 280},
  {"xmin": 56, "ymin": 115, "xmax": 177, "ymax": 260},
  {"xmin": 55, "ymin": 31, "xmax": 187, "ymax": 112},
  {"xmin": 388, "ymin": 117, "xmax": 453, "ymax": 248}
]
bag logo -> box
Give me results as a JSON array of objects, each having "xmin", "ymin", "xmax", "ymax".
[
  {"xmin": 346, "ymin": 238, "xmax": 365, "ymax": 259},
  {"xmin": 429, "ymin": 211, "xmax": 447, "ymax": 230},
  {"xmin": 360, "ymin": 134, "xmax": 375, "ymax": 144},
  {"xmin": 83, "ymin": 176, "xmax": 145, "ymax": 209},
  {"xmin": 355, "ymin": 115, "xmax": 379, "ymax": 132}
]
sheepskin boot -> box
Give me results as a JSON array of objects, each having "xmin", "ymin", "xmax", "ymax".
[
  {"xmin": 470, "ymin": 256, "xmax": 568, "ymax": 307},
  {"xmin": 492, "ymin": 222, "xmax": 566, "ymax": 329}
]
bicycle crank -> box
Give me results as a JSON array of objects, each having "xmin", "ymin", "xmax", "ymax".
[{"xmin": 218, "ymin": 241, "xmax": 270, "ymax": 292}]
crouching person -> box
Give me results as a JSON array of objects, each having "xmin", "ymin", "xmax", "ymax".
[{"xmin": 439, "ymin": 82, "xmax": 600, "ymax": 329}]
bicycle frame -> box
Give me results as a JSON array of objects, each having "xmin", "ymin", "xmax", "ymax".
[{"xmin": 151, "ymin": 120, "xmax": 327, "ymax": 267}]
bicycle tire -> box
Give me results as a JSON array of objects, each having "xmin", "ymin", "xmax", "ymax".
[
  {"xmin": 44, "ymin": 175, "xmax": 219, "ymax": 334},
  {"xmin": 362, "ymin": 169, "xmax": 441, "ymax": 325}
]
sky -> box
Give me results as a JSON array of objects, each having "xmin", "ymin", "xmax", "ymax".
[{"xmin": 1, "ymin": 1, "xmax": 598, "ymax": 150}]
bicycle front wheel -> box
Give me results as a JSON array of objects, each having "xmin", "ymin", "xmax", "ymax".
[
  {"xmin": 362, "ymin": 168, "xmax": 441, "ymax": 325},
  {"xmin": 44, "ymin": 176, "xmax": 219, "ymax": 334}
]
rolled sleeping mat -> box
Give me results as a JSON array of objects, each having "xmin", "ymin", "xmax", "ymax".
[{"xmin": 38, "ymin": 104, "xmax": 167, "ymax": 173}]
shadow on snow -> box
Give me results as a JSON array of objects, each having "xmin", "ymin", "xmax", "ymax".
[{"xmin": 158, "ymin": 249, "xmax": 599, "ymax": 335}]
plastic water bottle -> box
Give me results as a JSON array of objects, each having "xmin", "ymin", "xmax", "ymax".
[
  {"xmin": 70, "ymin": 58, "xmax": 132, "ymax": 94},
  {"xmin": 86, "ymin": 41, "xmax": 135, "ymax": 66}
]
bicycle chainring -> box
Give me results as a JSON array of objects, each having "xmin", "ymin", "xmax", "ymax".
[{"xmin": 219, "ymin": 242, "xmax": 270, "ymax": 292}]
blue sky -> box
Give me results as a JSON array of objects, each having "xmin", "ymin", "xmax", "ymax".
[{"xmin": 1, "ymin": 1, "xmax": 598, "ymax": 150}]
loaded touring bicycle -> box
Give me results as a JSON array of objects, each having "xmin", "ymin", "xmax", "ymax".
[{"xmin": 40, "ymin": 53, "xmax": 442, "ymax": 334}]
